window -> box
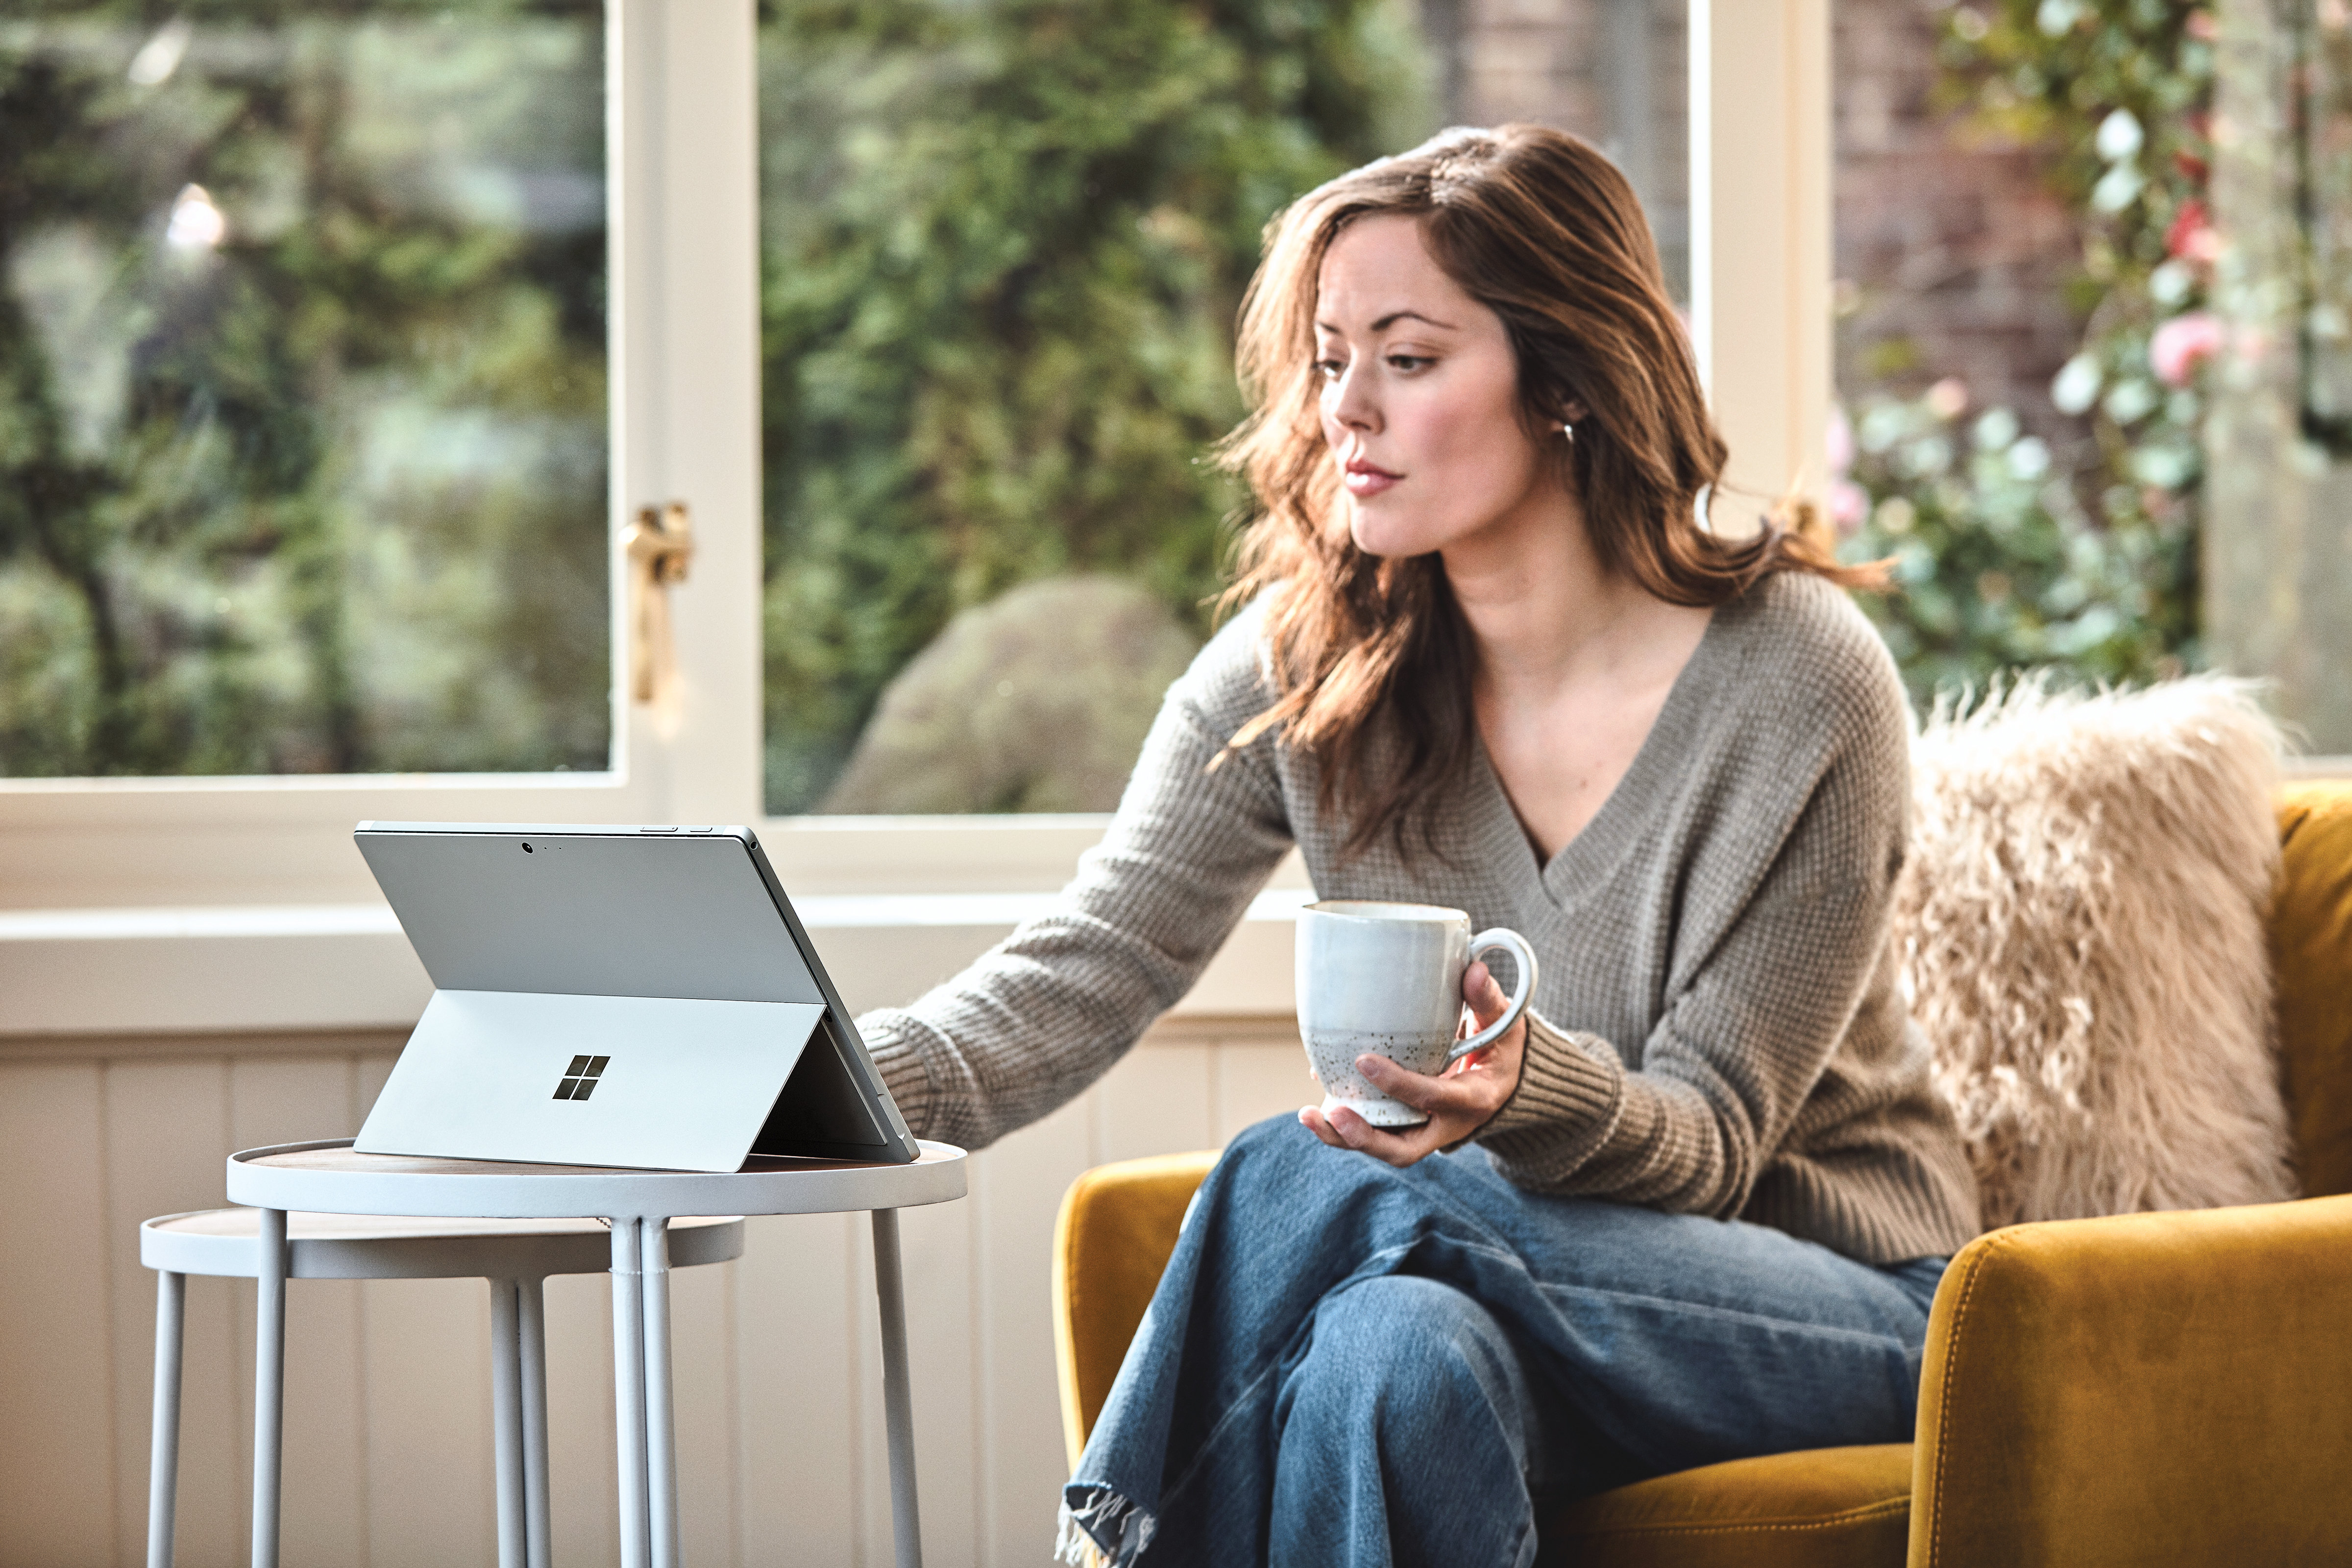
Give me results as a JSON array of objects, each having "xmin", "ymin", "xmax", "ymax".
[
  {"xmin": 0, "ymin": 3, "xmax": 761, "ymax": 922},
  {"xmin": 1828, "ymin": 0, "xmax": 2351, "ymax": 759},
  {"xmin": 0, "ymin": 3, "xmax": 610, "ymax": 780}
]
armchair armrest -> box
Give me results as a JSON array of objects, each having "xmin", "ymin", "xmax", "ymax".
[
  {"xmin": 1053, "ymin": 1150, "xmax": 1220, "ymax": 1468},
  {"xmin": 1910, "ymin": 1194, "xmax": 2352, "ymax": 1566}
]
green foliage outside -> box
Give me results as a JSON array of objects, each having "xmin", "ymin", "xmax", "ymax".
[
  {"xmin": 757, "ymin": 0, "xmax": 1435, "ymax": 813},
  {"xmin": 0, "ymin": 2, "xmax": 610, "ymax": 777},
  {"xmin": 1837, "ymin": 0, "xmax": 2215, "ymax": 703},
  {"xmin": 1840, "ymin": 396, "xmax": 2188, "ymax": 695}
]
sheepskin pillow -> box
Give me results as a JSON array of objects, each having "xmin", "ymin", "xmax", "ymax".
[{"xmin": 1897, "ymin": 676, "xmax": 2298, "ymax": 1227}]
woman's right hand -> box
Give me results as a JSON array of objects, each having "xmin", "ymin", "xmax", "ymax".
[{"xmin": 1299, "ymin": 960, "xmax": 1527, "ymax": 1167}]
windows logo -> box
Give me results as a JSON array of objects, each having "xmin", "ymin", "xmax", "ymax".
[{"xmin": 553, "ymin": 1055, "xmax": 610, "ymax": 1100}]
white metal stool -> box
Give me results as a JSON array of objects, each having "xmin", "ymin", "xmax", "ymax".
[{"xmin": 140, "ymin": 1209, "xmax": 745, "ymax": 1568}]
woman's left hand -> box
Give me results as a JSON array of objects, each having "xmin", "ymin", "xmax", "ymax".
[{"xmin": 1299, "ymin": 960, "xmax": 1526, "ymax": 1167}]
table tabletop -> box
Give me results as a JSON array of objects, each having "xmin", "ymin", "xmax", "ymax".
[{"xmin": 226, "ymin": 1138, "xmax": 967, "ymax": 1221}]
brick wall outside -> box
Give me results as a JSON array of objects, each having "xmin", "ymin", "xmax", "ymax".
[
  {"xmin": 1833, "ymin": 0, "xmax": 2084, "ymax": 434},
  {"xmin": 1419, "ymin": 0, "xmax": 2086, "ymax": 438},
  {"xmin": 1427, "ymin": 0, "xmax": 1691, "ymax": 298}
]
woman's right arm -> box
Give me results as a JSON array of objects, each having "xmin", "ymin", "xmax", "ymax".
[{"xmin": 855, "ymin": 623, "xmax": 1296, "ymax": 1151}]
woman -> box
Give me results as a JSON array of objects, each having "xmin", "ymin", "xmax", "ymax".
[{"xmin": 856, "ymin": 124, "xmax": 1981, "ymax": 1567}]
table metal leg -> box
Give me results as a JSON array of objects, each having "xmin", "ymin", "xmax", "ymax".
[
  {"xmin": 612, "ymin": 1218, "xmax": 651, "ymax": 1568},
  {"xmin": 641, "ymin": 1220, "xmax": 679, "ymax": 1568},
  {"xmin": 149, "ymin": 1270, "xmax": 184, "ymax": 1568},
  {"xmin": 252, "ymin": 1208, "xmax": 287, "ymax": 1568},
  {"xmin": 518, "ymin": 1275, "xmax": 552, "ymax": 1568},
  {"xmin": 871, "ymin": 1209, "xmax": 923, "ymax": 1568},
  {"xmin": 490, "ymin": 1279, "xmax": 527, "ymax": 1568}
]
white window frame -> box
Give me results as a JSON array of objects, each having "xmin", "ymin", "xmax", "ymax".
[
  {"xmin": 0, "ymin": 0, "xmax": 1839, "ymax": 1037},
  {"xmin": 1689, "ymin": 0, "xmax": 1830, "ymax": 524},
  {"xmin": 0, "ymin": 2, "xmax": 760, "ymax": 899}
]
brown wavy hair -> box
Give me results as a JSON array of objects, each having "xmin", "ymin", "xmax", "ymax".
[{"xmin": 1218, "ymin": 123, "xmax": 1877, "ymax": 856}]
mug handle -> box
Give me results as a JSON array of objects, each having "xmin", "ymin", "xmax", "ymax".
[{"xmin": 1447, "ymin": 929, "xmax": 1538, "ymax": 1062}]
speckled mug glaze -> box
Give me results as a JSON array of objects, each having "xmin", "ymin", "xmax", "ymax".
[{"xmin": 1296, "ymin": 900, "xmax": 1538, "ymax": 1127}]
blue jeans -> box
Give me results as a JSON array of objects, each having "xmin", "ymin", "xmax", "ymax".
[{"xmin": 1059, "ymin": 1115, "xmax": 1946, "ymax": 1568}]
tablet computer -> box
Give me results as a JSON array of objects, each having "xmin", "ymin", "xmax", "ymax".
[{"xmin": 351, "ymin": 822, "xmax": 920, "ymax": 1171}]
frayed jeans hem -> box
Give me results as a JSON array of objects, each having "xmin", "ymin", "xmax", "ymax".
[{"xmin": 1058, "ymin": 1484, "xmax": 1156, "ymax": 1568}]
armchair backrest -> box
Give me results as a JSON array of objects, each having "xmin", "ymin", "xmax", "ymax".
[{"xmin": 2273, "ymin": 781, "xmax": 2352, "ymax": 1196}]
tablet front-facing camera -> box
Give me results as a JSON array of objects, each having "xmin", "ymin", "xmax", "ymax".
[{"xmin": 522, "ymin": 843, "xmax": 534, "ymax": 853}]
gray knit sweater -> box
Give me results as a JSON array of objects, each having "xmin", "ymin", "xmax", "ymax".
[{"xmin": 858, "ymin": 572, "xmax": 1983, "ymax": 1264}]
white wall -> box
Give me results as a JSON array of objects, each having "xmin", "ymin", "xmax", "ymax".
[{"xmin": 0, "ymin": 1019, "xmax": 1308, "ymax": 1568}]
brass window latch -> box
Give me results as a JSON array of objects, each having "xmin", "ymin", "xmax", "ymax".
[{"xmin": 622, "ymin": 501, "xmax": 694, "ymax": 704}]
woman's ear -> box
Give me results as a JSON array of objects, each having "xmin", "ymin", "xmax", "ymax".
[{"xmin": 1554, "ymin": 399, "xmax": 1590, "ymax": 430}]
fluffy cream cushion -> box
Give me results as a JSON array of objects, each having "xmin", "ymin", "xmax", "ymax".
[{"xmin": 1897, "ymin": 676, "xmax": 2297, "ymax": 1226}]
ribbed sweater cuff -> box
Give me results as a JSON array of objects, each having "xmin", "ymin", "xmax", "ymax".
[
  {"xmin": 1476, "ymin": 1011, "xmax": 1622, "ymax": 1176},
  {"xmin": 858, "ymin": 1008, "xmax": 940, "ymax": 1140}
]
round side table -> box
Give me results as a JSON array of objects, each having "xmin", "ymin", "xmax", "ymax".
[
  {"xmin": 226, "ymin": 1140, "xmax": 969, "ymax": 1568},
  {"xmin": 141, "ymin": 1209, "xmax": 745, "ymax": 1568}
]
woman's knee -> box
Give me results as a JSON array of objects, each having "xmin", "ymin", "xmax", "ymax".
[
  {"xmin": 1285, "ymin": 1276, "xmax": 1532, "ymax": 1443},
  {"xmin": 1319, "ymin": 1274, "xmax": 1497, "ymax": 1359}
]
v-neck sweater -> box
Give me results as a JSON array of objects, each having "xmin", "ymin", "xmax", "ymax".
[{"xmin": 858, "ymin": 571, "xmax": 1983, "ymax": 1264}]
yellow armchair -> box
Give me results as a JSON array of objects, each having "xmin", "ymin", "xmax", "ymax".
[{"xmin": 1051, "ymin": 782, "xmax": 2352, "ymax": 1566}]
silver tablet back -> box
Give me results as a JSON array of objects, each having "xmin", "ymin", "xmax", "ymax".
[
  {"xmin": 352, "ymin": 822, "xmax": 917, "ymax": 1169},
  {"xmin": 358, "ymin": 824, "xmax": 824, "ymax": 1003}
]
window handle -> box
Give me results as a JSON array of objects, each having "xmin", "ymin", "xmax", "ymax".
[{"xmin": 622, "ymin": 501, "xmax": 694, "ymax": 704}]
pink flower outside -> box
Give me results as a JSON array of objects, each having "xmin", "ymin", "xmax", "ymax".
[
  {"xmin": 2150, "ymin": 312, "xmax": 2224, "ymax": 387},
  {"xmin": 2165, "ymin": 199, "xmax": 2223, "ymax": 265},
  {"xmin": 1829, "ymin": 478, "xmax": 1868, "ymax": 535}
]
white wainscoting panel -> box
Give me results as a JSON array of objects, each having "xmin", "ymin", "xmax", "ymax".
[{"xmin": 0, "ymin": 1018, "xmax": 1305, "ymax": 1568}]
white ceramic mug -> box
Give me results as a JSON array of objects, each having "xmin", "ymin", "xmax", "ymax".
[{"xmin": 1295, "ymin": 900, "xmax": 1539, "ymax": 1127}]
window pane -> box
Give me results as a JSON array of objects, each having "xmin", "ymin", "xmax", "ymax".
[
  {"xmin": 758, "ymin": 0, "xmax": 1689, "ymax": 815},
  {"xmin": 1830, "ymin": 1, "xmax": 2349, "ymax": 754},
  {"xmin": 0, "ymin": 2, "xmax": 610, "ymax": 779},
  {"xmin": 1424, "ymin": 0, "xmax": 1690, "ymax": 302}
]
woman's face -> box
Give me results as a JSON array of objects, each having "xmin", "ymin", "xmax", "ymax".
[{"xmin": 1313, "ymin": 214, "xmax": 1565, "ymax": 560}]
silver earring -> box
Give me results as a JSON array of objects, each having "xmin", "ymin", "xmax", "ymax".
[{"xmin": 1559, "ymin": 422, "xmax": 1575, "ymax": 441}]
